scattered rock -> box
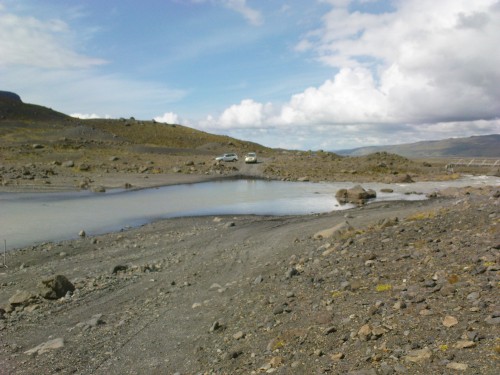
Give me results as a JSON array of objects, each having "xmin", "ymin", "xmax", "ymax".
[
  {"xmin": 285, "ymin": 267, "xmax": 299, "ymax": 278},
  {"xmin": 330, "ymin": 352, "xmax": 345, "ymax": 361},
  {"xmin": 314, "ymin": 221, "xmax": 353, "ymax": 239},
  {"xmin": 9, "ymin": 290, "xmax": 36, "ymax": 306},
  {"xmin": 24, "ymin": 338, "xmax": 64, "ymax": 356},
  {"xmin": 209, "ymin": 321, "xmax": 222, "ymax": 332},
  {"xmin": 404, "ymin": 347, "xmax": 432, "ymax": 363},
  {"xmin": 112, "ymin": 265, "xmax": 128, "ymax": 274},
  {"xmin": 446, "ymin": 362, "xmax": 468, "ymax": 371},
  {"xmin": 443, "ymin": 315, "xmax": 458, "ymax": 327},
  {"xmin": 454, "ymin": 340, "xmax": 476, "ymax": 349},
  {"xmin": 357, "ymin": 324, "xmax": 372, "ymax": 341},
  {"xmin": 398, "ymin": 174, "xmax": 414, "ymax": 183},
  {"xmin": 76, "ymin": 314, "xmax": 105, "ymax": 330},
  {"xmin": 233, "ymin": 331, "xmax": 245, "ymax": 340},
  {"xmin": 253, "ymin": 275, "xmax": 264, "ymax": 284},
  {"xmin": 91, "ymin": 185, "xmax": 106, "ymax": 193}
]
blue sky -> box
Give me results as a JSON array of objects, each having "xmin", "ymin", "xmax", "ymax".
[{"xmin": 1, "ymin": 0, "xmax": 499, "ymax": 150}]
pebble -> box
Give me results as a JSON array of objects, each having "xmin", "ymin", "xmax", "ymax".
[
  {"xmin": 24, "ymin": 338, "xmax": 64, "ymax": 356},
  {"xmin": 442, "ymin": 315, "xmax": 458, "ymax": 327},
  {"xmin": 233, "ymin": 331, "xmax": 245, "ymax": 340},
  {"xmin": 209, "ymin": 321, "xmax": 222, "ymax": 332},
  {"xmin": 253, "ymin": 275, "xmax": 264, "ymax": 284},
  {"xmin": 404, "ymin": 348, "xmax": 432, "ymax": 363},
  {"xmin": 330, "ymin": 352, "xmax": 344, "ymax": 361},
  {"xmin": 454, "ymin": 340, "xmax": 476, "ymax": 349},
  {"xmin": 285, "ymin": 267, "xmax": 299, "ymax": 278},
  {"xmin": 446, "ymin": 362, "xmax": 468, "ymax": 371}
]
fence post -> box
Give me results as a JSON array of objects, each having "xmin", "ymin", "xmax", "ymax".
[{"xmin": 2, "ymin": 239, "xmax": 6, "ymax": 268}]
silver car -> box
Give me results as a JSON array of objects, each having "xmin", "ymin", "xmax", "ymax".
[
  {"xmin": 244, "ymin": 152, "xmax": 257, "ymax": 164},
  {"xmin": 215, "ymin": 153, "xmax": 238, "ymax": 162}
]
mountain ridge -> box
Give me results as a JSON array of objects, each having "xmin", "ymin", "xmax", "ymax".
[{"xmin": 336, "ymin": 134, "xmax": 500, "ymax": 158}]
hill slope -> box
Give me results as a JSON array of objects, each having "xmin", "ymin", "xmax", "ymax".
[{"xmin": 337, "ymin": 134, "xmax": 500, "ymax": 158}]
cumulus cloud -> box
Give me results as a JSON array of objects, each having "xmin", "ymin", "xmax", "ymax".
[
  {"xmin": 200, "ymin": 0, "xmax": 500, "ymax": 149},
  {"xmin": 218, "ymin": 99, "xmax": 273, "ymax": 128},
  {"xmin": 154, "ymin": 112, "xmax": 180, "ymax": 124}
]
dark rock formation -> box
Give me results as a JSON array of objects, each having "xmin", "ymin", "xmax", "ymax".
[{"xmin": 0, "ymin": 91, "xmax": 22, "ymax": 103}]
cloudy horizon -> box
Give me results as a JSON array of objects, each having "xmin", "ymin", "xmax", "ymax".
[{"xmin": 1, "ymin": 0, "xmax": 499, "ymax": 150}]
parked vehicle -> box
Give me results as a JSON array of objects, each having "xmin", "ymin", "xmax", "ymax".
[
  {"xmin": 215, "ymin": 153, "xmax": 238, "ymax": 162},
  {"xmin": 244, "ymin": 152, "xmax": 257, "ymax": 164}
]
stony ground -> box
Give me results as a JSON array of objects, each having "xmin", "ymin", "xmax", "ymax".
[{"xmin": 0, "ymin": 185, "xmax": 498, "ymax": 374}]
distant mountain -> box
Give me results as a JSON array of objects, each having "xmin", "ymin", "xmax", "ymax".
[{"xmin": 336, "ymin": 134, "xmax": 500, "ymax": 158}]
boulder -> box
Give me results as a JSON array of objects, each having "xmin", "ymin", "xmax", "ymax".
[
  {"xmin": 335, "ymin": 185, "xmax": 377, "ymax": 205},
  {"xmin": 314, "ymin": 221, "xmax": 353, "ymax": 239},
  {"xmin": 38, "ymin": 275, "xmax": 75, "ymax": 299},
  {"xmin": 9, "ymin": 290, "xmax": 36, "ymax": 306},
  {"xmin": 398, "ymin": 174, "xmax": 414, "ymax": 183}
]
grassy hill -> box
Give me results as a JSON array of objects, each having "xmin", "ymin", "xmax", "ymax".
[
  {"xmin": 0, "ymin": 91, "xmax": 267, "ymax": 154},
  {"xmin": 337, "ymin": 134, "xmax": 500, "ymax": 158}
]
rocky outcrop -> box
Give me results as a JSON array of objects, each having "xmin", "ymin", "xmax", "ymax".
[{"xmin": 335, "ymin": 184, "xmax": 377, "ymax": 205}]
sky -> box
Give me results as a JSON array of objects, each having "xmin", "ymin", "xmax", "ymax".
[{"xmin": 1, "ymin": 0, "xmax": 499, "ymax": 151}]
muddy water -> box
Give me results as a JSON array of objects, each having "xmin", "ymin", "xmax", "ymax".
[{"xmin": 1, "ymin": 176, "xmax": 498, "ymax": 250}]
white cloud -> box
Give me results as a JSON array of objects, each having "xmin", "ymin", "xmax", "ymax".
[
  {"xmin": 192, "ymin": 0, "xmax": 263, "ymax": 25},
  {"xmin": 218, "ymin": 99, "xmax": 272, "ymax": 128},
  {"xmin": 200, "ymin": 0, "xmax": 500, "ymax": 149},
  {"xmin": 70, "ymin": 113, "xmax": 109, "ymax": 119},
  {"xmin": 154, "ymin": 112, "xmax": 180, "ymax": 124},
  {"xmin": 222, "ymin": 0, "xmax": 262, "ymax": 26},
  {"xmin": 0, "ymin": 6, "xmax": 106, "ymax": 68}
]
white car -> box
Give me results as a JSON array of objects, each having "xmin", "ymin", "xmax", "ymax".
[
  {"xmin": 215, "ymin": 153, "xmax": 238, "ymax": 162},
  {"xmin": 244, "ymin": 152, "xmax": 257, "ymax": 164}
]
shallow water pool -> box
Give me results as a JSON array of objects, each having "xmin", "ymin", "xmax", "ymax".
[{"xmin": 1, "ymin": 176, "xmax": 498, "ymax": 250}]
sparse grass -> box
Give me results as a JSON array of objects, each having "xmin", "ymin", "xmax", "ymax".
[
  {"xmin": 406, "ymin": 210, "xmax": 438, "ymax": 221},
  {"xmin": 375, "ymin": 284, "xmax": 392, "ymax": 292}
]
